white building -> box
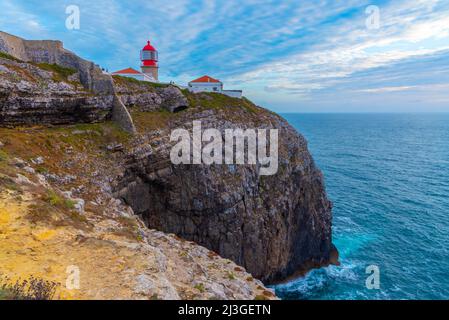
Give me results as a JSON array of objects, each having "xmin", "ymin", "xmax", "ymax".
[
  {"xmin": 111, "ymin": 68, "xmax": 156, "ymax": 82},
  {"xmin": 188, "ymin": 75, "xmax": 243, "ymax": 98}
]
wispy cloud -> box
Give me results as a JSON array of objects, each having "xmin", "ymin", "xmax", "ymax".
[{"xmin": 0, "ymin": 0, "xmax": 448, "ymax": 112}]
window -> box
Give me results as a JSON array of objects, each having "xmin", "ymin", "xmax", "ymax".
[{"xmin": 141, "ymin": 51, "xmax": 158, "ymax": 61}]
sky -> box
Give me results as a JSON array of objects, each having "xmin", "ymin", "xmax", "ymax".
[{"xmin": 1, "ymin": 0, "xmax": 449, "ymax": 113}]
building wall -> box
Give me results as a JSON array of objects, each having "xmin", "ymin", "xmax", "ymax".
[
  {"xmin": 188, "ymin": 82, "xmax": 223, "ymax": 93},
  {"xmin": 188, "ymin": 82, "xmax": 242, "ymax": 98},
  {"xmin": 222, "ymin": 90, "xmax": 243, "ymax": 98},
  {"xmin": 114, "ymin": 74, "xmax": 144, "ymax": 81},
  {"xmin": 141, "ymin": 66, "xmax": 159, "ymax": 81},
  {"xmin": 112, "ymin": 73, "xmax": 156, "ymax": 82}
]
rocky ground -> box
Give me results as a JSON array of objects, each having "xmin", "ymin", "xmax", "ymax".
[
  {"xmin": 0, "ymin": 32, "xmax": 336, "ymax": 299},
  {"xmin": 0, "ymin": 54, "xmax": 113, "ymax": 126},
  {"xmin": 0, "ymin": 124, "xmax": 276, "ymax": 300},
  {"xmin": 114, "ymin": 89, "xmax": 336, "ymax": 284}
]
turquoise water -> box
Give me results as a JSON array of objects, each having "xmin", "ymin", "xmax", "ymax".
[{"xmin": 274, "ymin": 114, "xmax": 449, "ymax": 300}]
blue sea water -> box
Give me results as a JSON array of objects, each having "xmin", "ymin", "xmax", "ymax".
[{"xmin": 274, "ymin": 113, "xmax": 449, "ymax": 300}]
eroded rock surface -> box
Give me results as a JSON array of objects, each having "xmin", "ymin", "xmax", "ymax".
[
  {"xmin": 1, "ymin": 30, "xmax": 336, "ymax": 291},
  {"xmin": 0, "ymin": 31, "xmax": 135, "ymax": 132},
  {"xmin": 0, "ymin": 126, "xmax": 275, "ymax": 300},
  {"xmin": 114, "ymin": 99, "xmax": 335, "ymax": 284},
  {"xmin": 0, "ymin": 58, "xmax": 112, "ymax": 125}
]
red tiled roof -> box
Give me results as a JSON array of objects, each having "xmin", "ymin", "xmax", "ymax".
[
  {"xmin": 112, "ymin": 68, "xmax": 141, "ymax": 75},
  {"xmin": 190, "ymin": 75, "xmax": 221, "ymax": 83}
]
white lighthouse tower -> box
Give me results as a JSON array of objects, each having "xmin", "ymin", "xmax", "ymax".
[{"xmin": 140, "ymin": 40, "xmax": 159, "ymax": 81}]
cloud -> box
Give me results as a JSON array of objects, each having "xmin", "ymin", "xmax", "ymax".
[
  {"xmin": 357, "ymin": 86, "xmax": 415, "ymax": 93},
  {"xmin": 234, "ymin": 1, "xmax": 449, "ymax": 96},
  {"xmin": 357, "ymin": 83, "xmax": 449, "ymax": 93},
  {"xmin": 1, "ymin": 0, "xmax": 449, "ymax": 112},
  {"xmin": 0, "ymin": 0, "xmax": 47, "ymax": 36}
]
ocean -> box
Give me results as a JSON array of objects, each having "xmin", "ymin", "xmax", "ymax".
[{"xmin": 274, "ymin": 113, "xmax": 449, "ymax": 300}]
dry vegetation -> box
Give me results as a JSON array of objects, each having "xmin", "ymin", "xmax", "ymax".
[
  {"xmin": 0, "ymin": 275, "xmax": 58, "ymax": 300},
  {"xmin": 34, "ymin": 63, "xmax": 77, "ymax": 82}
]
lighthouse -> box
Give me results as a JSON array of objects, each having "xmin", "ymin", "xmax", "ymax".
[{"xmin": 140, "ymin": 40, "xmax": 159, "ymax": 81}]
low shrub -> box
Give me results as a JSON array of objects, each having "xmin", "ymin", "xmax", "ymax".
[{"xmin": 0, "ymin": 276, "xmax": 58, "ymax": 300}]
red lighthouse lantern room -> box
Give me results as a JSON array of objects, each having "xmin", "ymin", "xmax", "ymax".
[{"xmin": 140, "ymin": 40, "xmax": 159, "ymax": 81}]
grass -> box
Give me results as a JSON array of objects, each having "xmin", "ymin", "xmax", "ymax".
[
  {"xmin": 227, "ymin": 271, "xmax": 236, "ymax": 280},
  {"xmin": 194, "ymin": 283, "xmax": 205, "ymax": 293},
  {"xmin": 0, "ymin": 121, "xmax": 130, "ymax": 214},
  {"xmin": 27, "ymin": 194, "xmax": 89, "ymax": 228},
  {"xmin": 112, "ymin": 216, "xmax": 144, "ymax": 242},
  {"xmin": 44, "ymin": 189, "xmax": 75, "ymax": 209},
  {"xmin": 184, "ymin": 90, "xmax": 259, "ymax": 114},
  {"xmin": 35, "ymin": 166, "xmax": 48, "ymax": 174},
  {"xmin": 130, "ymin": 109, "xmax": 176, "ymax": 132},
  {"xmin": 52, "ymin": 122, "xmax": 131, "ymax": 148},
  {"xmin": 112, "ymin": 75, "xmax": 169, "ymax": 89},
  {"xmin": 35, "ymin": 63, "xmax": 77, "ymax": 82},
  {"xmin": 0, "ymin": 174, "xmax": 20, "ymax": 191},
  {"xmin": 0, "ymin": 51, "xmax": 23, "ymax": 63},
  {"xmin": 0, "ymin": 149, "xmax": 8, "ymax": 162}
]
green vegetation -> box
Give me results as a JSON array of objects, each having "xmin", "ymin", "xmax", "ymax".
[
  {"xmin": 184, "ymin": 91, "xmax": 259, "ymax": 114},
  {"xmin": 227, "ymin": 271, "xmax": 236, "ymax": 280},
  {"xmin": 112, "ymin": 215, "xmax": 145, "ymax": 242},
  {"xmin": 194, "ymin": 283, "xmax": 206, "ymax": 293},
  {"xmin": 50, "ymin": 122, "xmax": 131, "ymax": 149},
  {"xmin": 44, "ymin": 189, "xmax": 75, "ymax": 210},
  {"xmin": 112, "ymin": 75, "xmax": 169, "ymax": 89},
  {"xmin": 0, "ymin": 276, "xmax": 58, "ymax": 300},
  {"xmin": 130, "ymin": 109, "xmax": 176, "ymax": 132},
  {"xmin": 254, "ymin": 295, "xmax": 269, "ymax": 301},
  {"xmin": 0, "ymin": 174, "xmax": 19, "ymax": 191},
  {"xmin": 0, "ymin": 51, "xmax": 22, "ymax": 62},
  {"xmin": 35, "ymin": 166, "xmax": 48, "ymax": 174},
  {"xmin": 0, "ymin": 149, "xmax": 8, "ymax": 162},
  {"xmin": 35, "ymin": 63, "xmax": 77, "ymax": 82}
]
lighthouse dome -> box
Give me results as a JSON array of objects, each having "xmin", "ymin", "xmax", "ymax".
[
  {"xmin": 143, "ymin": 41, "xmax": 156, "ymax": 52},
  {"xmin": 141, "ymin": 40, "xmax": 158, "ymax": 65}
]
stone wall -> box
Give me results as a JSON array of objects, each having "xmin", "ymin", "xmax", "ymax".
[{"xmin": 0, "ymin": 31, "xmax": 136, "ymax": 133}]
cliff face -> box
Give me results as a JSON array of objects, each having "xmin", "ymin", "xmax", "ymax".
[
  {"xmin": 0, "ymin": 124, "xmax": 275, "ymax": 300},
  {"xmin": 0, "ymin": 31, "xmax": 112, "ymax": 94},
  {"xmin": 0, "ymin": 57, "xmax": 112, "ymax": 125},
  {"xmin": 0, "ymin": 32, "xmax": 336, "ymax": 295},
  {"xmin": 114, "ymin": 88, "xmax": 336, "ymax": 284},
  {"xmin": 0, "ymin": 31, "xmax": 135, "ymax": 133}
]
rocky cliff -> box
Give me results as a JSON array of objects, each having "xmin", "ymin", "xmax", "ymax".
[
  {"xmin": 113, "ymin": 88, "xmax": 336, "ymax": 284},
  {"xmin": 0, "ymin": 32, "xmax": 336, "ymax": 298},
  {"xmin": 0, "ymin": 124, "xmax": 275, "ymax": 300},
  {"xmin": 0, "ymin": 31, "xmax": 135, "ymax": 133}
]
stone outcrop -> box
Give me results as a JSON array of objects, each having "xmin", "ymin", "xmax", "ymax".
[
  {"xmin": 0, "ymin": 59, "xmax": 112, "ymax": 125},
  {"xmin": 1, "ymin": 31, "xmax": 336, "ymax": 288},
  {"xmin": 0, "ymin": 131, "xmax": 276, "ymax": 300},
  {"xmin": 114, "ymin": 98, "xmax": 336, "ymax": 284},
  {"xmin": 113, "ymin": 77, "xmax": 188, "ymax": 113},
  {"xmin": 0, "ymin": 31, "xmax": 135, "ymax": 133},
  {"xmin": 0, "ymin": 31, "xmax": 112, "ymax": 94}
]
